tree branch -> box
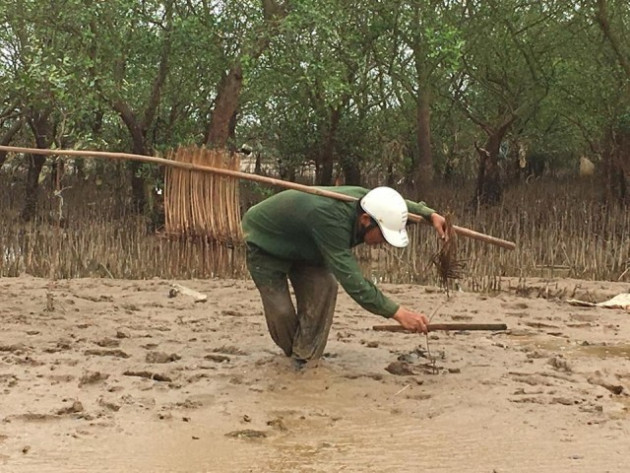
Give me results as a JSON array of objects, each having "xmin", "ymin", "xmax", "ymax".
[
  {"xmin": 596, "ymin": 0, "xmax": 630, "ymax": 80},
  {"xmin": 142, "ymin": 0, "xmax": 173, "ymax": 130}
]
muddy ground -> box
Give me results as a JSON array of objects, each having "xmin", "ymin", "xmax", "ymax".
[{"xmin": 1, "ymin": 275, "xmax": 629, "ymax": 472}]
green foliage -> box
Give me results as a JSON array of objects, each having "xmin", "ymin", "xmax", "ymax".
[
  {"xmin": 618, "ymin": 112, "xmax": 630, "ymax": 132},
  {"xmin": 1, "ymin": 0, "xmax": 628, "ymax": 186}
]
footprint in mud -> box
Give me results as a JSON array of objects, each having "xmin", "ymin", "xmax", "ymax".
[
  {"xmin": 266, "ymin": 417, "xmax": 288, "ymax": 432},
  {"xmin": 186, "ymin": 373, "xmax": 212, "ymax": 384},
  {"xmin": 94, "ymin": 338, "xmax": 121, "ymax": 348},
  {"xmin": 210, "ymin": 345, "xmax": 248, "ymax": 356},
  {"xmin": 509, "ymin": 396, "xmax": 547, "ymax": 405},
  {"xmin": 508, "ymin": 372, "xmax": 554, "ymax": 387},
  {"xmin": 587, "ymin": 375, "xmax": 625, "ymax": 395},
  {"xmin": 509, "ymin": 395, "xmax": 583, "ymax": 407},
  {"xmin": 0, "ymin": 343, "xmax": 29, "ymax": 355},
  {"xmin": 56, "ymin": 400, "xmax": 84, "ymax": 416},
  {"xmin": 204, "ymin": 354, "xmax": 231, "ymax": 363},
  {"xmin": 146, "ymin": 351, "xmax": 181, "ymax": 363},
  {"xmin": 225, "ymin": 429, "xmax": 267, "ymax": 440},
  {"xmin": 0, "ymin": 374, "xmax": 18, "ymax": 392},
  {"xmin": 84, "ymin": 349, "xmax": 130, "ymax": 358},
  {"xmin": 48, "ymin": 374, "xmax": 75, "ymax": 385},
  {"xmin": 385, "ymin": 361, "xmax": 415, "ymax": 376},
  {"xmin": 79, "ymin": 371, "xmax": 110, "ymax": 387},
  {"xmin": 548, "ymin": 355, "xmax": 572, "ymax": 373},
  {"xmin": 551, "ymin": 397, "xmax": 582, "ymax": 406},
  {"xmin": 342, "ymin": 373, "xmax": 384, "ymax": 381},
  {"xmin": 98, "ymin": 398, "xmax": 122, "ymax": 412},
  {"xmin": 7, "ymin": 413, "xmax": 59, "ymax": 422},
  {"xmin": 123, "ymin": 370, "xmax": 172, "ymax": 382},
  {"xmin": 4, "ymin": 354, "xmax": 43, "ymax": 367}
]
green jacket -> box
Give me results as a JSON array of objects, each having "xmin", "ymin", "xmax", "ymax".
[{"xmin": 241, "ymin": 186, "xmax": 435, "ymax": 317}]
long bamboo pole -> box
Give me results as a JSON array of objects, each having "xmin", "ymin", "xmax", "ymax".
[{"xmin": 0, "ymin": 145, "xmax": 516, "ymax": 250}]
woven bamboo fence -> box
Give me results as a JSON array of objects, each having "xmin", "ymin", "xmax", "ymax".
[{"xmin": 164, "ymin": 146, "xmax": 242, "ymax": 243}]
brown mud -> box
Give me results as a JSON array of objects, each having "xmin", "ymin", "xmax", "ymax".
[{"xmin": 1, "ymin": 276, "xmax": 629, "ymax": 472}]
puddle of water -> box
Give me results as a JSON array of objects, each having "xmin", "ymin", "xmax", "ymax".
[
  {"xmin": 3, "ymin": 357, "xmax": 629, "ymax": 473},
  {"xmin": 1, "ymin": 420, "xmax": 274, "ymax": 473},
  {"xmin": 4, "ymin": 397, "xmax": 629, "ymax": 473},
  {"xmin": 577, "ymin": 344, "xmax": 630, "ymax": 359},
  {"xmin": 511, "ymin": 335, "xmax": 630, "ymax": 360}
]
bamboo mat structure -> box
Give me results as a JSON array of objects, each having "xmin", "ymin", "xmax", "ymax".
[{"xmin": 164, "ymin": 147, "xmax": 241, "ymax": 242}]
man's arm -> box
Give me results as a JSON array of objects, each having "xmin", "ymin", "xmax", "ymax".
[
  {"xmin": 405, "ymin": 199, "xmax": 435, "ymax": 220},
  {"xmin": 406, "ymin": 199, "xmax": 447, "ymax": 240},
  {"xmin": 316, "ymin": 239, "xmax": 432, "ymax": 332},
  {"xmin": 310, "ymin": 215, "xmax": 399, "ymax": 317},
  {"xmin": 317, "ymin": 243, "xmax": 400, "ymax": 317}
]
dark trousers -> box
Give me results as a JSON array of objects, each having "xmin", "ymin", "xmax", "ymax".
[{"xmin": 246, "ymin": 244, "xmax": 338, "ymax": 361}]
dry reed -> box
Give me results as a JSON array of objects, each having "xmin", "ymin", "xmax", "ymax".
[{"xmin": 0, "ymin": 171, "xmax": 628, "ymax": 289}]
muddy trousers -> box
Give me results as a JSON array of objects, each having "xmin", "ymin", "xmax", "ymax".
[{"xmin": 246, "ymin": 244, "xmax": 338, "ymax": 361}]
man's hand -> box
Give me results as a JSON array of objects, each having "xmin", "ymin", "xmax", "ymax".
[
  {"xmin": 429, "ymin": 212, "xmax": 447, "ymax": 241},
  {"xmin": 392, "ymin": 306, "xmax": 429, "ymax": 333}
]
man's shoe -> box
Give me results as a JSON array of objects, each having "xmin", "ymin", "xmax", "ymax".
[{"xmin": 291, "ymin": 357, "xmax": 308, "ymax": 372}]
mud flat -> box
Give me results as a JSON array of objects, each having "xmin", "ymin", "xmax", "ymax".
[{"xmin": 1, "ymin": 275, "xmax": 628, "ymax": 472}]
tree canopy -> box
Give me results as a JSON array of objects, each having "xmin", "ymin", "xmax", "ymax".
[{"xmin": 1, "ymin": 0, "xmax": 629, "ymax": 212}]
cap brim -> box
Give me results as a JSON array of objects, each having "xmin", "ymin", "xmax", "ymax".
[{"xmin": 380, "ymin": 226, "xmax": 409, "ymax": 248}]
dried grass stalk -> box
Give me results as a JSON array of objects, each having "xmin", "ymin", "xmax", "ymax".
[
  {"xmin": 164, "ymin": 146, "xmax": 241, "ymax": 243},
  {"xmin": 431, "ymin": 213, "xmax": 466, "ymax": 295}
]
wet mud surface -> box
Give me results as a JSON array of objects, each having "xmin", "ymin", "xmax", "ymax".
[{"xmin": 0, "ymin": 276, "xmax": 629, "ymax": 472}]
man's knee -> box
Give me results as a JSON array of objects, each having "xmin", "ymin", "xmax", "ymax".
[
  {"xmin": 264, "ymin": 295, "xmax": 295, "ymax": 326},
  {"xmin": 321, "ymin": 272, "xmax": 338, "ymax": 293}
]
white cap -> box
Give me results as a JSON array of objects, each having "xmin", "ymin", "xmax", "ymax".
[{"xmin": 360, "ymin": 187, "xmax": 409, "ymax": 247}]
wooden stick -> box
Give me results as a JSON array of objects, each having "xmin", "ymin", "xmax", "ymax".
[
  {"xmin": 373, "ymin": 323, "xmax": 508, "ymax": 333},
  {"xmin": 0, "ymin": 145, "xmax": 516, "ymax": 250}
]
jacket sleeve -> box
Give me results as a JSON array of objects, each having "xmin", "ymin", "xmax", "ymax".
[
  {"xmin": 310, "ymin": 210, "xmax": 399, "ymax": 318},
  {"xmin": 405, "ymin": 199, "xmax": 436, "ymax": 221}
]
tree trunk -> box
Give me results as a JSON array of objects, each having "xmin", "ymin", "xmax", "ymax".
[
  {"xmin": 473, "ymin": 131, "xmax": 505, "ymax": 207},
  {"xmin": 204, "ymin": 2, "xmax": 288, "ymax": 151},
  {"xmin": 111, "ymin": 0, "xmax": 173, "ymax": 214},
  {"xmin": 205, "ymin": 64, "xmax": 243, "ymax": 149},
  {"xmin": 471, "ymin": 112, "xmax": 516, "ymax": 207},
  {"xmin": 386, "ymin": 163, "xmax": 395, "ymax": 187},
  {"xmin": 49, "ymin": 159, "xmax": 65, "ymax": 193},
  {"xmin": 21, "ymin": 112, "xmax": 52, "ymax": 221},
  {"xmin": 129, "ymin": 139, "xmax": 148, "ymax": 214},
  {"xmin": 620, "ymin": 129, "xmax": 630, "ymax": 204},
  {"xmin": 21, "ymin": 154, "xmax": 46, "ymax": 221},
  {"xmin": 413, "ymin": 88, "xmax": 433, "ymax": 199},
  {"xmin": 606, "ymin": 127, "xmax": 630, "ymax": 205},
  {"xmin": 596, "ymin": 0, "xmax": 630, "ymax": 205},
  {"xmin": 341, "ymin": 157, "xmax": 362, "ymax": 186},
  {"xmin": 0, "ymin": 119, "xmax": 24, "ymax": 169},
  {"xmin": 114, "ymin": 100, "xmax": 149, "ymax": 212},
  {"xmin": 254, "ymin": 152, "xmax": 262, "ymax": 175},
  {"xmin": 316, "ymin": 107, "xmax": 341, "ymax": 185}
]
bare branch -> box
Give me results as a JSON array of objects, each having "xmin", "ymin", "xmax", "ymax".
[{"xmin": 596, "ymin": 0, "xmax": 630, "ymax": 80}]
